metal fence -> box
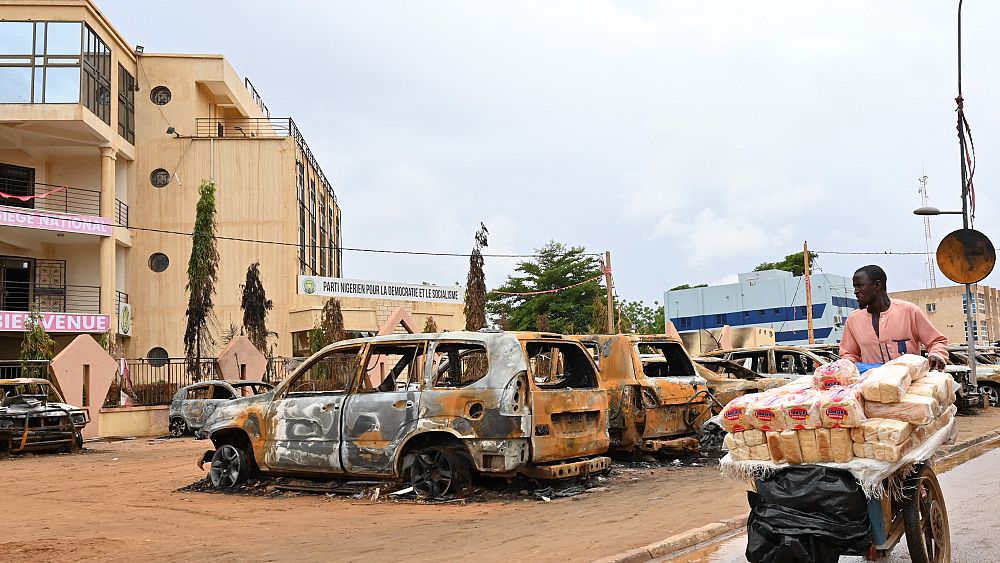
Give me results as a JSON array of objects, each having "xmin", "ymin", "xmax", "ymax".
[
  {"xmin": 114, "ymin": 356, "xmax": 296, "ymax": 406},
  {"xmin": 0, "ymin": 359, "xmax": 52, "ymax": 379},
  {"xmin": 195, "ymin": 117, "xmax": 292, "ymax": 139},
  {"xmin": 0, "ymin": 280, "xmax": 101, "ymax": 315}
]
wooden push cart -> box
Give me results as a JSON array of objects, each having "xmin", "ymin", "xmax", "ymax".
[{"xmin": 868, "ymin": 461, "xmax": 949, "ymax": 562}]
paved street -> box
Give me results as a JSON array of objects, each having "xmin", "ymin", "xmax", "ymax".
[{"xmin": 668, "ymin": 446, "xmax": 1000, "ymax": 563}]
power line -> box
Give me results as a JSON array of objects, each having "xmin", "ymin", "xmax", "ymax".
[
  {"xmin": 813, "ymin": 250, "xmax": 926, "ymax": 256},
  {"xmin": 0, "ymin": 206, "xmax": 599, "ymax": 259}
]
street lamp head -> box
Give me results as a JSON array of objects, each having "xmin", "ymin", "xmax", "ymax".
[{"xmin": 914, "ymin": 206, "xmax": 942, "ymax": 216}]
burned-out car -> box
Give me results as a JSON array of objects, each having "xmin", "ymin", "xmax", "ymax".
[
  {"xmin": 1, "ymin": 378, "xmax": 89, "ymax": 453},
  {"xmin": 197, "ymin": 332, "xmax": 612, "ymax": 498},
  {"xmin": 691, "ymin": 356, "xmax": 788, "ymax": 407},
  {"xmin": 573, "ymin": 334, "xmax": 712, "ymax": 454},
  {"xmin": 169, "ymin": 380, "xmax": 274, "ymax": 437},
  {"xmin": 701, "ymin": 345, "xmax": 828, "ymax": 377}
]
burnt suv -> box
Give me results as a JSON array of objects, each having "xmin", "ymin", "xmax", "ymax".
[
  {"xmin": 1, "ymin": 378, "xmax": 89, "ymax": 453},
  {"xmin": 197, "ymin": 332, "xmax": 612, "ymax": 499}
]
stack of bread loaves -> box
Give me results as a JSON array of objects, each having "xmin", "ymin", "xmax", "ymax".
[
  {"xmin": 852, "ymin": 354, "xmax": 958, "ymax": 462},
  {"xmin": 721, "ymin": 355, "xmax": 958, "ymax": 466},
  {"xmin": 722, "ymin": 359, "xmax": 864, "ymax": 463}
]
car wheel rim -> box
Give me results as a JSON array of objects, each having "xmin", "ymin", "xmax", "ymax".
[
  {"xmin": 209, "ymin": 445, "xmax": 242, "ymax": 488},
  {"xmin": 170, "ymin": 419, "xmax": 186, "ymax": 437},
  {"xmin": 411, "ymin": 450, "xmax": 453, "ymax": 499}
]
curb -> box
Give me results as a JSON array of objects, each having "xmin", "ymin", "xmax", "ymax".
[
  {"xmin": 597, "ymin": 428, "xmax": 1000, "ymax": 563},
  {"xmin": 594, "ymin": 516, "xmax": 747, "ymax": 563}
]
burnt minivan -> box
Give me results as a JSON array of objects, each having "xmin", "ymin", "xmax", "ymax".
[
  {"xmin": 573, "ymin": 334, "xmax": 713, "ymax": 454},
  {"xmin": 197, "ymin": 331, "xmax": 611, "ymax": 498}
]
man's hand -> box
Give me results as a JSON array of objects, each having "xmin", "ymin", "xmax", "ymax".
[{"xmin": 928, "ymin": 355, "xmax": 946, "ymax": 371}]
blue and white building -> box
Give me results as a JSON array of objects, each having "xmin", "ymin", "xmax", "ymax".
[{"xmin": 664, "ymin": 270, "xmax": 858, "ymax": 345}]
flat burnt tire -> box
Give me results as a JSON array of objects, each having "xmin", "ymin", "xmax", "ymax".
[
  {"xmin": 209, "ymin": 444, "xmax": 249, "ymax": 488},
  {"xmin": 169, "ymin": 418, "xmax": 188, "ymax": 437}
]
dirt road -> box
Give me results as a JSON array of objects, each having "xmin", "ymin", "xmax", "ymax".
[{"xmin": 4, "ymin": 409, "xmax": 998, "ymax": 562}]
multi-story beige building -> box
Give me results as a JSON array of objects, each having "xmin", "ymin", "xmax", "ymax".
[
  {"xmin": 0, "ymin": 0, "xmax": 465, "ymax": 363},
  {"xmin": 889, "ymin": 284, "xmax": 999, "ymax": 346}
]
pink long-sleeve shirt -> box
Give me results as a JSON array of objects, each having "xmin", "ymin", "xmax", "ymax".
[{"xmin": 839, "ymin": 299, "xmax": 948, "ymax": 364}]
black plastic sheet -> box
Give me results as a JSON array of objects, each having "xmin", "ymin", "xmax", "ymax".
[{"xmin": 746, "ymin": 465, "xmax": 872, "ymax": 563}]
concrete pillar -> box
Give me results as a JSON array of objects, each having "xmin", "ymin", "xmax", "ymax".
[{"xmin": 99, "ymin": 146, "xmax": 117, "ymax": 334}]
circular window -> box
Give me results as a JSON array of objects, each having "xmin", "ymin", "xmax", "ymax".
[
  {"xmin": 148, "ymin": 252, "xmax": 169, "ymax": 272},
  {"xmin": 150, "ymin": 168, "xmax": 171, "ymax": 188},
  {"xmin": 147, "ymin": 347, "xmax": 169, "ymax": 367},
  {"xmin": 150, "ymin": 86, "xmax": 172, "ymax": 105}
]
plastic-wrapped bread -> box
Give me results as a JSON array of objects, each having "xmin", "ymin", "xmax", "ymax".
[
  {"xmin": 852, "ymin": 442, "xmax": 875, "ymax": 458},
  {"xmin": 812, "ymin": 359, "xmax": 862, "ymax": 390},
  {"xmin": 773, "ymin": 376, "xmax": 815, "ymax": 395},
  {"xmin": 730, "ymin": 446, "xmax": 751, "ymax": 461},
  {"xmin": 873, "ymin": 437, "xmax": 917, "ymax": 462},
  {"xmin": 818, "ymin": 386, "xmax": 866, "ymax": 428},
  {"xmin": 815, "ymin": 428, "xmax": 832, "ymax": 462},
  {"xmin": 859, "ymin": 364, "xmax": 912, "ymax": 403},
  {"xmin": 743, "ymin": 429, "xmax": 765, "ymax": 447},
  {"xmin": 780, "ymin": 430, "xmax": 802, "ymax": 465},
  {"xmin": 750, "ymin": 444, "xmax": 771, "ymax": 460},
  {"xmin": 864, "ymin": 393, "xmax": 938, "ymax": 425},
  {"xmin": 750, "ymin": 394, "xmax": 788, "ymax": 432},
  {"xmin": 781, "ymin": 391, "xmax": 822, "ymax": 430},
  {"xmin": 886, "ymin": 353, "xmax": 930, "ymax": 381},
  {"xmin": 915, "ymin": 404, "xmax": 957, "ymax": 442},
  {"xmin": 721, "ymin": 394, "xmax": 757, "ymax": 433},
  {"xmin": 765, "ymin": 431, "xmax": 785, "ymax": 464},
  {"xmin": 830, "ymin": 428, "xmax": 853, "ymax": 462},
  {"xmin": 798, "ymin": 429, "xmax": 820, "ymax": 464},
  {"xmin": 723, "ymin": 432, "xmax": 738, "ymax": 451},
  {"xmin": 849, "ymin": 418, "xmax": 912, "ymax": 445},
  {"xmin": 731, "ymin": 430, "xmax": 746, "ymax": 447},
  {"xmin": 908, "ymin": 372, "xmax": 959, "ymax": 406}
]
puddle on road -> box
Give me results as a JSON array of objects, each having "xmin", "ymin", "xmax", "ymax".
[{"xmin": 666, "ymin": 534, "xmax": 747, "ymax": 563}]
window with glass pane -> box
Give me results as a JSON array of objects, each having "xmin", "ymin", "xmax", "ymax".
[
  {"xmin": 81, "ymin": 24, "xmax": 110, "ymax": 123},
  {"xmin": 0, "ymin": 21, "xmax": 83, "ymax": 104},
  {"xmin": 118, "ymin": 64, "xmax": 135, "ymax": 143}
]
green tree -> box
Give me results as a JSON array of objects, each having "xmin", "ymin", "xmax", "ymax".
[
  {"xmin": 618, "ymin": 299, "xmax": 666, "ymax": 334},
  {"xmin": 183, "ymin": 179, "xmax": 220, "ymax": 377},
  {"xmin": 464, "ymin": 223, "xmax": 489, "ymax": 331},
  {"xmin": 488, "ymin": 241, "xmax": 604, "ymax": 334},
  {"xmin": 240, "ymin": 262, "xmax": 273, "ymax": 354},
  {"xmin": 318, "ymin": 298, "xmax": 346, "ymax": 347},
  {"xmin": 20, "ymin": 308, "xmax": 56, "ymax": 378},
  {"xmin": 754, "ymin": 251, "xmax": 818, "ymax": 277},
  {"xmin": 423, "ymin": 316, "xmax": 439, "ymax": 333},
  {"xmin": 669, "ymin": 283, "xmax": 708, "ymax": 291}
]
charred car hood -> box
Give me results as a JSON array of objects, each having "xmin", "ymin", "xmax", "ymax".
[{"xmin": 199, "ymin": 392, "xmax": 273, "ymax": 437}]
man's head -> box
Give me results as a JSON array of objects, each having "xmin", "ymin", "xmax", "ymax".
[{"xmin": 853, "ymin": 265, "xmax": 888, "ymax": 308}]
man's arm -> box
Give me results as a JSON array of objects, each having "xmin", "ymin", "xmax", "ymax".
[
  {"xmin": 912, "ymin": 305, "xmax": 948, "ymax": 370},
  {"xmin": 839, "ymin": 319, "xmax": 862, "ymax": 363}
]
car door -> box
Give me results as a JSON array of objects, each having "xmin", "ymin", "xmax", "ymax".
[
  {"xmin": 262, "ymin": 344, "xmax": 364, "ymax": 474},
  {"xmin": 340, "ymin": 340, "xmax": 426, "ymax": 475},
  {"xmin": 199, "ymin": 384, "xmax": 235, "ymax": 426},
  {"xmin": 525, "ymin": 340, "xmax": 609, "ymax": 463},
  {"xmin": 180, "ymin": 384, "xmax": 212, "ymax": 426}
]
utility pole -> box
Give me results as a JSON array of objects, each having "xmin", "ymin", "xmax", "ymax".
[
  {"xmin": 957, "ymin": 0, "xmax": 979, "ymax": 401},
  {"xmin": 804, "ymin": 241, "xmax": 815, "ymax": 344},
  {"xmin": 604, "ymin": 251, "xmax": 615, "ymax": 334}
]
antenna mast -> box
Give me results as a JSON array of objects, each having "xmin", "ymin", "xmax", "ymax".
[{"xmin": 918, "ymin": 174, "xmax": 937, "ymax": 288}]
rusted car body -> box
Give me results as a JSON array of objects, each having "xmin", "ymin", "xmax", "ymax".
[
  {"xmin": 198, "ymin": 332, "xmax": 611, "ymax": 498},
  {"xmin": 691, "ymin": 357, "xmax": 788, "ymax": 407},
  {"xmin": 943, "ymin": 345, "xmax": 1000, "ymax": 407},
  {"xmin": 169, "ymin": 380, "xmax": 274, "ymax": 437},
  {"xmin": 572, "ymin": 334, "xmax": 712, "ymax": 453},
  {"xmin": 0, "ymin": 378, "xmax": 89, "ymax": 453},
  {"xmin": 701, "ymin": 345, "xmax": 828, "ymax": 377}
]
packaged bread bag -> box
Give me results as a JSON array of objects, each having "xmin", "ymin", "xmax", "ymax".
[
  {"xmin": 781, "ymin": 390, "xmax": 822, "ymax": 430},
  {"xmin": 813, "ymin": 359, "xmax": 862, "ymax": 390},
  {"xmin": 859, "ymin": 364, "xmax": 912, "ymax": 403},
  {"xmin": 751, "ymin": 394, "xmax": 788, "ymax": 432},
  {"xmin": 818, "ymin": 385, "xmax": 866, "ymax": 428},
  {"xmin": 721, "ymin": 394, "xmax": 757, "ymax": 433},
  {"xmin": 886, "ymin": 353, "xmax": 931, "ymax": 381},
  {"xmin": 864, "ymin": 393, "xmax": 938, "ymax": 425}
]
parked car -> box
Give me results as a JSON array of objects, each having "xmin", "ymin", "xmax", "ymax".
[
  {"xmin": 943, "ymin": 345, "xmax": 1000, "ymax": 407},
  {"xmin": 690, "ymin": 356, "xmax": 789, "ymax": 406},
  {"xmin": 0, "ymin": 378, "xmax": 89, "ymax": 453},
  {"xmin": 572, "ymin": 334, "xmax": 711, "ymax": 454},
  {"xmin": 701, "ymin": 345, "xmax": 829, "ymax": 377},
  {"xmin": 169, "ymin": 380, "xmax": 274, "ymax": 437},
  {"xmin": 197, "ymin": 331, "xmax": 612, "ymax": 499}
]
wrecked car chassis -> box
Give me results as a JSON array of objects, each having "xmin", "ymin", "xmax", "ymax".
[
  {"xmin": 197, "ymin": 332, "xmax": 613, "ymax": 499},
  {"xmin": 0, "ymin": 408, "xmax": 81, "ymax": 453}
]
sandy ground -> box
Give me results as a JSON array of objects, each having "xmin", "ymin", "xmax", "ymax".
[{"xmin": 4, "ymin": 408, "xmax": 999, "ymax": 563}]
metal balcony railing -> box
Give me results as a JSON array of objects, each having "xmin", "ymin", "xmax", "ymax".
[
  {"xmin": 195, "ymin": 117, "xmax": 292, "ymax": 139},
  {"xmin": 0, "ymin": 280, "xmax": 101, "ymax": 315},
  {"xmin": 0, "ymin": 360, "xmax": 51, "ymax": 380},
  {"xmin": 0, "ymin": 179, "xmax": 128, "ymax": 225}
]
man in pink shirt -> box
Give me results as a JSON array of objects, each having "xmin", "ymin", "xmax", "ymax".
[{"xmin": 839, "ymin": 265, "xmax": 948, "ymax": 369}]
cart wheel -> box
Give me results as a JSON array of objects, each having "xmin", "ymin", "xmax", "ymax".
[{"xmin": 902, "ymin": 465, "xmax": 950, "ymax": 563}]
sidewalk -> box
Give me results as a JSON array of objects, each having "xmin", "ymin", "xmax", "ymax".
[{"xmin": 596, "ymin": 407, "xmax": 1000, "ymax": 563}]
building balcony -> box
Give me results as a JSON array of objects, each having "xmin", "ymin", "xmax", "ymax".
[
  {"xmin": 0, "ymin": 181, "xmax": 127, "ymax": 237},
  {"xmin": 0, "ymin": 259, "xmax": 117, "ymax": 334}
]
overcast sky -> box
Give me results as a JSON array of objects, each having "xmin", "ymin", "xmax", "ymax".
[{"xmin": 99, "ymin": 0, "xmax": 1000, "ymax": 304}]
